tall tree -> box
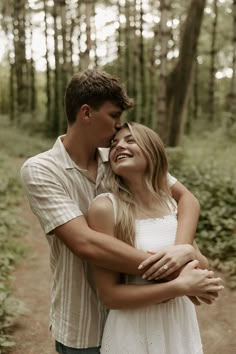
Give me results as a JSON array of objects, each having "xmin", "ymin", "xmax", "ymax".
[
  {"xmin": 193, "ymin": 55, "xmax": 199, "ymax": 121},
  {"xmin": 77, "ymin": 1, "xmax": 82, "ymax": 71},
  {"xmin": 80, "ymin": 0, "xmax": 93, "ymax": 70},
  {"xmin": 156, "ymin": 0, "xmax": 172, "ymax": 144},
  {"xmin": 52, "ymin": 0, "xmax": 62, "ymax": 135},
  {"xmin": 138, "ymin": 0, "xmax": 146, "ymax": 124},
  {"xmin": 228, "ymin": 0, "xmax": 236, "ymax": 131},
  {"xmin": 13, "ymin": 0, "xmax": 28, "ymax": 115},
  {"xmin": 117, "ymin": 0, "xmax": 124, "ymax": 81},
  {"xmin": 43, "ymin": 0, "xmax": 52, "ymax": 127},
  {"xmin": 166, "ymin": 0, "xmax": 206, "ymax": 146},
  {"xmin": 208, "ymin": 0, "xmax": 218, "ymax": 122},
  {"xmin": 91, "ymin": 0, "xmax": 98, "ymax": 68},
  {"xmin": 124, "ymin": 0, "xmax": 132, "ymax": 95},
  {"xmin": 28, "ymin": 9, "xmax": 36, "ymax": 112},
  {"xmin": 1, "ymin": 0, "xmax": 15, "ymax": 121},
  {"xmin": 129, "ymin": 0, "xmax": 139, "ymax": 122}
]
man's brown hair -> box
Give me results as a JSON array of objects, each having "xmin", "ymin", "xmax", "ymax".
[{"xmin": 64, "ymin": 69, "xmax": 133, "ymax": 124}]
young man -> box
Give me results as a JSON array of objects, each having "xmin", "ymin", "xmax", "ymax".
[{"xmin": 21, "ymin": 69, "xmax": 201, "ymax": 354}]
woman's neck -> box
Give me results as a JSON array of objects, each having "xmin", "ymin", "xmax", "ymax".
[{"xmin": 125, "ymin": 179, "xmax": 170, "ymax": 219}]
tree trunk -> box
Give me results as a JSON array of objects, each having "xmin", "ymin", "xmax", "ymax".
[
  {"xmin": 13, "ymin": 0, "xmax": 28, "ymax": 116},
  {"xmin": 208, "ymin": 0, "xmax": 218, "ymax": 122},
  {"xmin": 156, "ymin": 0, "xmax": 172, "ymax": 143},
  {"xmin": 145, "ymin": 0, "xmax": 159, "ymax": 129},
  {"xmin": 167, "ymin": 0, "xmax": 206, "ymax": 146},
  {"xmin": 91, "ymin": 1, "xmax": 98, "ymax": 68},
  {"xmin": 77, "ymin": 1, "xmax": 82, "ymax": 71},
  {"xmin": 58, "ymin": 0, "xmax": 68, "ymax": 133},
  {"xmin": 43, "ymin": 0, "xmax": 52, "ymax": 128},
  {"xmin": 29, "ymin": 14, "xmax": 36, "ymax": 112},
  {"xmin": 117, "ymin": 0, "xmax": 123, "ymax": 80},
  {"xmin": 52, "ymin": 1, "xmax": 62, "ymax": 135},
  {"xmin": 125, "ymin": 0, "xmax": 131, "ymax": 95},
  {"xmin": 129, "ymin": 0, "xmax": 138, "ymax": 122},
  {"xmin": 1, "ymin": 3, "xmax": 16, "ymax": 121},
  {"xmin": 80, "ymin": 0, "xmax": 93, "ymax": 70},
  {"xmin": 228, "ymin": 0, "xmax": 236, "ymax": 130},
  {"xmin": 139, "ymin": 0, "xmax": 146, "ymax": 124},
  {"xmin": 193, "ymin": 55, "xmax": 199, "ymax": 121}
]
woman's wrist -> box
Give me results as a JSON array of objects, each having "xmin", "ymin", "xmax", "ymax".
[
  {"xmin": 172, "ymin": 277, "xmax": 187, "ymax": 297},
  {"xmin": 184, "ymin": 244, "xmax": 196, "ymax": 261}
]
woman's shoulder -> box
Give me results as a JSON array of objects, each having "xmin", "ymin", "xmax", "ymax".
[
  {"xmin": 89, "ymin": 193, "xmax": 115, "ymax": 219},
  {"xmin": 88, "ymin": 193, "xmax": 116, "ymax": 231}
]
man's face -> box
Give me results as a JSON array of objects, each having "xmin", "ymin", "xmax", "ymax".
[{"xmin": 90, "ymin": 102, "xmax": 123, "ymax": 147}]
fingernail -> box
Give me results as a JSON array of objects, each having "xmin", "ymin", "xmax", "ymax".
[
  {"xmin": 138, "ymin": 265, "xmax": 143, "ymax": 270},
  {"xmin": 142, "ymin": 274, "xmax": 146, "ymax": 279}
]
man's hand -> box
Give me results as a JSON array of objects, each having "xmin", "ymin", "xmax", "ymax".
[
  {"xmin": 138, "ymin": 245, "xmax": 195, "ymax": 280},
  {"xmin": 188, "ymin": 292, "xmax": 220, "ymax": 306}
]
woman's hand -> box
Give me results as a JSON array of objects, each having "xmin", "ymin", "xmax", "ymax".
[
  {"xmin": 138, "ymin": 244, "xmax": 195, "ymax": 280},
  {"xmin": 177, "ymin": 260, "xmax": 224, "ymax": 301}
]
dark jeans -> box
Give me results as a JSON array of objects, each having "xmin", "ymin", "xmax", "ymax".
[{"xmin": 55, "ymin": 341, "xmax": 100, "ymax": 354}]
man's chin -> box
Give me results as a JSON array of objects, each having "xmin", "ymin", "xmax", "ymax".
[{"xmin": 98, "ymin": 141, "xmax": 110, "ymax": 149}]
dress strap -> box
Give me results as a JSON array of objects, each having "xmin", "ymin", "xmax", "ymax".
[{"xmin": 93, "ymin": 192, "xmax": 117, "ymax": 223}]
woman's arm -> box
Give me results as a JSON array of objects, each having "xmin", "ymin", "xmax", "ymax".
[{"xmin": 88, "ymin": 197, "xmax": 222, "ymax": 309}]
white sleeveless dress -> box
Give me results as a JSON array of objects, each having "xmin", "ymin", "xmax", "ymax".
[{"xmin": 96, "ymin": 193, "xmax": 203, "ymax": 354}]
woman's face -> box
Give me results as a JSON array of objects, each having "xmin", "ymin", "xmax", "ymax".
[{"xmin": 109, "ymin": 127, "xmax": 147, "ymax": 179}]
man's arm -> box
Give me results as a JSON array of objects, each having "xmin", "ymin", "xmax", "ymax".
[
  {"xmin": 21, "ymin": 162, "xmax": 151, "ymax": 275},
  {"xmin": 54, "ymin": 213, "xmax": 149, "ymax": 275},
  {"xmin": 138, "ymin": 180, "xmax": 205, "ymax": 279},
  {"xmin": 171, "ymin": 181, "xmax": 200, "ymax": 245},
  {"xmin": 21, "ymin": 163, "xmax": 199, "ymax": 277}
]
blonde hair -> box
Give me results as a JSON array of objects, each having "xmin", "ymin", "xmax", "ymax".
[{"xmin": 105, "ymin": 122, "xmax": 173, "ymax": 246}]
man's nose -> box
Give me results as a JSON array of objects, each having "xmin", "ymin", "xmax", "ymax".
[{"xmin": 115, "ymin": 119, "xmax": 122, "ymax": 130}]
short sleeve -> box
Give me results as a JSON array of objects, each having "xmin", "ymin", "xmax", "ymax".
[
  {"xmin": 21, "ymin": 162, "xmax": 83, "ymax": 234},
  {"xmin": 167, "ymin": 172, "xmax": 177, "ymax": 187}
]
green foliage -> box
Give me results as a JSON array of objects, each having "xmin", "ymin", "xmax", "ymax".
[
  {"xmin": 168, "ymin": 130, "xmax": 236, "ymax": 288},
  {"xmin": 0, "ymin": 115, "xmax": 53, "ymax": 158},
  {"xmin": 0, "ymin": 115, "xmax": 53, "ymax": 352},
  {"xmin": 0, "ymin": 153, "xmax": 24, "ymax": 352}
]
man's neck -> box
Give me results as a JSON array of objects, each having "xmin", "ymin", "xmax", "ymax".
[{"xmin": 62, "ymin": 129, "xmax": 98, "ymax": 172}]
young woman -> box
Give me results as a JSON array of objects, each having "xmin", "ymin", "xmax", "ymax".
[{"xmin": 88, "ymin": 122, "xmax": 223, "ymax": 354}]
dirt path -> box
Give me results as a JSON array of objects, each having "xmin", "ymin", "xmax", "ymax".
[
  {"xmin": 10, "ymin": 196, "xmax": 55, "ymax": 354},
  {"xmin": 10, "ymin": 196, "xmax": 236, "ymax": 354}
]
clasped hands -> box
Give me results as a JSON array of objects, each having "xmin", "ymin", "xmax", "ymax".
[{"xmin": 138, "ymin": 244, "xmax": 224, "ymax": 305}]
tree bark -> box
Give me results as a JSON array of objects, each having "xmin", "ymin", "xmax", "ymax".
[
  {"xmin": 228, "ymin": 0, "xmax": 236, "ymax": 130},
  {"xmin": 52, "ymin": 1, "xmax": 62, "ymax": 135},
  {"xmin": 43, "ymin": 0, "xmax": 52, "ymax": 127},
  {"xmin": 13, "ymin": 0, "xmax": 28, "ymax": 116},
  {"xmin": 208, "ymin": 0, "xmax": 218, "ymax": 122},
  {"xmin": 156, "ymin": 0, "xmax": 172, "ymax": 143},
  {"xmin": 167, "ymin": 0, "xmax": 206, "ymax": 146},
  {"xmin": 139, "ymin": 0, "xmax": 146, "ymax": 124},
  {"xmin": 29, "ymin": 13, "xmax": 36, "ymax": 112},
  {"xmin": 80, "ymin": 0, "xmax": 93, "ymax": 70}
]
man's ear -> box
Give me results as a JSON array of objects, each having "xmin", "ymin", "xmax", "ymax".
[{"xmin": 80, "ymin": 104, "xmax": 91, "ymax": 122}]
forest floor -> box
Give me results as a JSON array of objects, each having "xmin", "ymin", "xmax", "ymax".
[{"xmin": 9, "ymin": 194, "xmax": 236, "ymax": 354}]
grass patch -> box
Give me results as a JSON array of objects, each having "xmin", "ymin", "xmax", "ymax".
[{"xmin": 0, "ymin": 115, "xmax": 53, "ymax": 353}]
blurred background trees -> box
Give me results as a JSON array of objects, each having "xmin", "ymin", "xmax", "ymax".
[
  {"xmin": 0, "ymin": 0, "xmax": 236, "ymax": 143},
  {"xmin": 0, "ymin": 2, "xmax": 235, "ymax": 351}
]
